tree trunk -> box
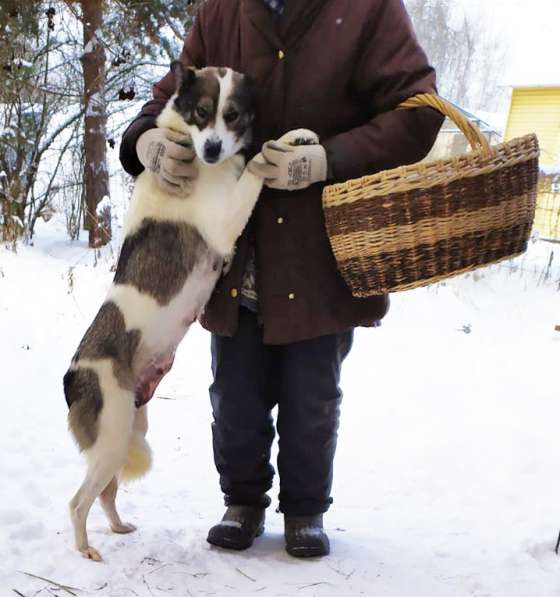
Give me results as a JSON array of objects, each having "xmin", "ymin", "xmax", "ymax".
[{"xmin": 80, "ymin": 0, "xmax": 111, "ymax": 247}]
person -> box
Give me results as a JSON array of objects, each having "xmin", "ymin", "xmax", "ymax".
[{"xmin": 120, "ymin": 0, "xmax": 443, "ymax": 558}]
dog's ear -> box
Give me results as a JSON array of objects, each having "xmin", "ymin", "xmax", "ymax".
[{"xmin": 170, "ymin": 61, "xmax": 196, "ymax": 91}]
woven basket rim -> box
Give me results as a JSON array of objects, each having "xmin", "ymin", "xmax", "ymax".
[{"xmin": 323, "ymin": 133, "xmax": 539, "ymax": 205}]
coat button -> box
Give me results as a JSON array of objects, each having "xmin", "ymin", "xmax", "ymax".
[
  {"xmin": 231, "ymin": 288, "xmax": 238, "ymax": 298},
  {"xmin": 288, "ymin": 293, "xmax": 295, "ymax": 300},
  {"xmin": 278, "ymin": 49, "xmax": 285, "ymax": 60},
  {"xmin": 277, "ymin": 217, "xmax": 284, "ymax": 224}
]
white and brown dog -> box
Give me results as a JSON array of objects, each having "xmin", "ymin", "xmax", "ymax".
[{"xmin": 63, "ymin": 62, "xmax": 319, "ymax": 561}]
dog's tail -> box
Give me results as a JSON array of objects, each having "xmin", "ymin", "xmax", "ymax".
[{"xmin": 120, "ymin": 432, "xmax": 152, "ymax": 483}]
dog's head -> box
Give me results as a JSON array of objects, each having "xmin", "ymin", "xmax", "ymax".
[{"xmin": 169, "ymin": 62, "xmax": 255, "ymax": 165}]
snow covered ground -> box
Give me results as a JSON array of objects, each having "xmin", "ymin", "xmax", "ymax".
[{"xmin": 1, "ymin": 218, "xmax": 559, "ymax": 597}]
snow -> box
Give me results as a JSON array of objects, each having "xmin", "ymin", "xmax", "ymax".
[
  {"xmin": 463, "ymin": 108, "xmax": 508, "ymax": 136},
  {"xmin": 1, "ymin": 220, "xmax": 559, "ymax": 596},
  {"xmin": 9, "ymin": 215, "xmax": 24, "ymax": 228},
  {"xmin": 541, "ymin": 165, "xmax": 560, "ymax": 177},
  {"xmin": 0, "ymin": 125, "xmax": 16, "ymax": 138},
  {"xmin": 82, "ymin": 36, "xmax": 98, "ymax": 56},
  {"xmin": 96, "ymin": 195, "xmax": 112, "ymax": 215},
  {"xmin": 86, "ymin": 92, "xmax": 106, "ymax": 118},
  {"xmin": 295, "ymin": 528, "xmax": 323, "ymax": 538},
  {"xmin": 220, "ymin": 521, "xmax": 243, "ymax": 529}
]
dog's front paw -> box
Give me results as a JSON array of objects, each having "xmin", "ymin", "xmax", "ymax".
[{"xmin": 278, "ymin": 128, "xmax": 320, "ymax": 147}]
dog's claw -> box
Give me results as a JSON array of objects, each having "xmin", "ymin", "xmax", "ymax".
[{"xmin": 81, "ymin": 546, "xmax": 103, "ymax": 562}]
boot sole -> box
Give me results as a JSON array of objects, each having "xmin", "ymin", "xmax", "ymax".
[
  {"xmin": 286, "ymin": 544, "xmax": 330, "ymax": 558},
  {"xmin": 207, "ymin": 524, "xmax": 264, "ymax": 551}
]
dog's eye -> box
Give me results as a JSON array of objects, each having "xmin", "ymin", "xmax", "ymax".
[
  {"xmin": 224, "ymin": 111, "xmax": 239, "ymax": 124},
  {"xmin": 196, "ymin": 106, "xmax": 208, "ymax": 119}
]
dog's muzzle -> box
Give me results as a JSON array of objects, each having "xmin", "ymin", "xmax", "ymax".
[{"xmin": 204, "ymin": 139, "xmax": 222, "ymax": 163}]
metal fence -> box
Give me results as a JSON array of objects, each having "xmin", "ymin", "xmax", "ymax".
[{"xmin": 535, "ymin": 174, "xmax": 560, "ymax": 242}]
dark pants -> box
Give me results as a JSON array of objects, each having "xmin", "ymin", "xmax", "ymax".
[{"xmin": 209, "ymin": 308, "xmax": 353, "ymax": 516}]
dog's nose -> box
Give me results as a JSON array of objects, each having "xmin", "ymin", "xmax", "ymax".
[{"xmin": 204, "ymin": 140, "xmax": 222, "ymax": 163}]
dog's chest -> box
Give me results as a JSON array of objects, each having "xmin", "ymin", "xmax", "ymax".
[{"xmin": 125, "ymin": 156, "xmax": 244, "ymax": 257}]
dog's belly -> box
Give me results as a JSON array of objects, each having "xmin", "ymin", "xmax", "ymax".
[{"xmin": 133, "ymin": 354, "xmax": 175, "ymax": 407}]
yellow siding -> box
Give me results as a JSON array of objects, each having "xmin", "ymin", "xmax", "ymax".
[
  {"xmin": 505, "ymin": 87, "xmax": 560, "ymax": 239},
  {"xmin": 505, "ymin": 87, "xmax": 560, "ymax": 168}
]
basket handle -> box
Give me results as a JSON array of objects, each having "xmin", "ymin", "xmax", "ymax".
[{"xmin": 397, "ymin": 94, "xmax": 491, "ymax": 156}]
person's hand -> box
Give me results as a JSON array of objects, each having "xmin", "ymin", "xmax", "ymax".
[
  {"xmin": 136, "ymin": 128, "xmax": 197, "ymax": 196},
  {"xmin": 248, "ymin": 138, "xmax": 327, "ymax": 191}
]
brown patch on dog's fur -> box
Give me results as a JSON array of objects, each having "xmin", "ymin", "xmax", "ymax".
[
  {"xmin": 64, "ymin": 302, "xmax": 140, "ymax": 448},
  {"xmin": 114, "ymin": 219, "xmax": 218, "ymax": 306},
  {"xmin": 64, "ymin": 368, "xmax": 103, "ymax": 450},
  {"xmin": 74, "ymin": 301, "xmax": 141, "ymax": 389},
  {"xmin": 172, "ymin": 65, "xmax": 221, "ymax": 129},
  {"xmin": 224, "ymin": 70, "xmax": 255, "ymax": 142}
]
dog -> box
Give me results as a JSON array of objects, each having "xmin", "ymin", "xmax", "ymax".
[{"xmin": 63, "ymin": 61, "xmax": 319, "ymax": 561}]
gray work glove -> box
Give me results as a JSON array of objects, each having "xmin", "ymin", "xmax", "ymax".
[
  {"xmin": 136, "ymin": 128, "xmax": 197, "ymax": 196},
  {"xmin": 248, "ymin": 139, "xmax": 328, "ymax": 191}
]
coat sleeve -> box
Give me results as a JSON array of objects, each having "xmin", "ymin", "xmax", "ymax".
[
  {"xmin": 322, "ymin": 0, "xmax": 444, "ymax": 182},
  {"xmin": 119, "ymin": 9, "xmax": 208, "ymax": 176}
]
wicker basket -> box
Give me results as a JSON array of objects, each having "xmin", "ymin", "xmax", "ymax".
[{"xmin": 322, "ymin": 94, "xmax": 540, "ymax": 297}]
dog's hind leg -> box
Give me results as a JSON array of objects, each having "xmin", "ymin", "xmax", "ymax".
[
  {"xmin": 99, "ymin": 477, "xmax": 137, "ymax": 534},
  {"xmin": 97, "ymin": 405, "xmax": 150, "ymax": 538},
  {"xmin": 97, "ymin": 406, "xmax": 149, "ymax": 536},
  {"xmin": 70, "ymin": 461, "xmax": 122, "ymax": 561},
  {"xmin": 99, "ymin": 405, "xmax": 148, "ymax": 534}
]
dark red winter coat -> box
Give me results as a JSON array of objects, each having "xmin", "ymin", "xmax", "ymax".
[{"xmin": 120, "ymin": 0, "xmax": 444, "ymax": 344}]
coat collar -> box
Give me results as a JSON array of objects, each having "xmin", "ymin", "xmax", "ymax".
[{"xmin": 242, "ymin": 0, "xmax": 328, "ymax": 51}]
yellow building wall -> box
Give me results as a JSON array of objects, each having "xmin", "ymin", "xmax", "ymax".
[
  {"xmin": 505, "ymin": 87, "xmax": 560, "ymax": 239},
  {"xmin": 505, "ymin": 87, "xmax": 560, "ymax": 167}
]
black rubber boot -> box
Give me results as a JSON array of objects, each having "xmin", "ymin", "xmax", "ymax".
[
  {"xmin": 284, "ymin": 514, "xmax": 330, "ymax": 558},
  {"xmin": 207, "ymin": 505, "xmax": 265, "ymax": 551}
]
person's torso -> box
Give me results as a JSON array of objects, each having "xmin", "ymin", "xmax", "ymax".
[{"xmin": 199, "ymin": 0, "xmax": 377, "ymax": 154}]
